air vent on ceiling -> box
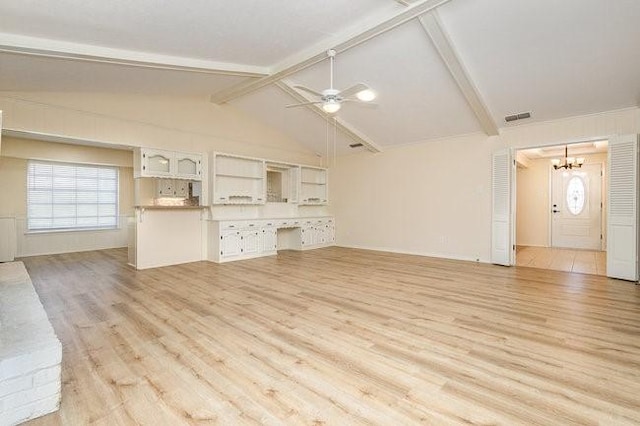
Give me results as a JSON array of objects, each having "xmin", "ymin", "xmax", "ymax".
[
  {"xmin": 349, "ymin": 143, "xmax": 364, "ymax": 148},
  {"xmin": 505, "ymin": 111, "xmax": 531, "ymax": 123}
]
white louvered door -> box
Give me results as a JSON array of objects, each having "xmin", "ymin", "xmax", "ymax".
[
  {"xmin": 607, "ymin": 135, "xmax": 639, "ymax": 281},
  {"xmin": 491, "ymin": 149, "xmax": 513, "ymax": 266}
]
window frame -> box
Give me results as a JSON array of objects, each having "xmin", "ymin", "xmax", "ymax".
[{"xmin": 26, "ymin": 160, "xmax": 120, "ymax": 233}]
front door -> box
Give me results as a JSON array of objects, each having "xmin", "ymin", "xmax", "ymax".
[{"xmin": 551, "ymin": 163, "xmax": 602, "ymax": 250}]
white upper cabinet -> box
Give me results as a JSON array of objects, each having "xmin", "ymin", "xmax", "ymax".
[
  {"xmin": 176, "ymin": 153, "xmax": 202, "ymax": 180},
  {"xmin": 300, "ymin": 166, "xmax": 328, "ymax": 205},
  {"xmin": 211, "ymin": 152, "xmax": 328, "ymax": 206},
  {"xmin": 135, "ymin": 148, "xmax": 203, "ymax": 181},
  {"xmin": 142, "ymin": 149, "xmax": 173, "ymax": 177},
  {"xmin": 212, "ymin": 153, "xmax": 265, "ymax": 205}
]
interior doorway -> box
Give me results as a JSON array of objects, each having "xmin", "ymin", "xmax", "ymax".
[
  {"xmin": 515, "ymin": 140, "xmax": 608, "ymax": 276},
  {"xmin": 551, "ymin": 163, "xmax": 602, "ymax": 250}
]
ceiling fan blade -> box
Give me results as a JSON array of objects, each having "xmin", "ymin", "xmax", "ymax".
[
  {"xmin": 338, "ymin": 83, "xmax": 369, "ymax": 99},
  {"xmin": 293, "ymin": 85, "xmax": 323, "ymax": 97},
  {"xmin": 343, "ymin": 99, "xmax": 379, "ymax": 108},
  {"xmin": 285, "ymin": 101, "xmax": 323, "ymax": 108}
]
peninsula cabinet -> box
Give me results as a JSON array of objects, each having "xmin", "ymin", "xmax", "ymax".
[
  {"xmin": 208, "ymin": 217, "xmax": 334, "ymax": 263},
  {"xmin": 135, "ymin": 148, "xmax": 203, "ymax": 180},
  {"xmin": 130, "ymin": 206, "xmax": 205, "ymax": 270}
]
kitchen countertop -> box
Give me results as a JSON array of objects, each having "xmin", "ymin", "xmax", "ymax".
[
  {"xmin": 208, "ymin": 215, "xmax": 333, "ymax": 221},
  {"xmin": 134, "ymin": 205, "xmax": 207, "ymax": 210}
]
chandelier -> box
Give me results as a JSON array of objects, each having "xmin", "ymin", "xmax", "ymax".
[{"xmin": 551, "ymin": 145, "xmax": 584, "ymax": 170}]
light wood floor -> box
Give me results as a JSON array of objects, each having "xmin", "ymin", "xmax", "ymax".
[
  {"xmin": 21, "ymin": 247, "xmax": 640, "ymax": 425},
  {"xmin": 516, "ymin": 246, "xmax": 607, "ymax": 276}
]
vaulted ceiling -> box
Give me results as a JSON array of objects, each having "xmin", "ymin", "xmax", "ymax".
[{"xmin": 1, "ymin": 0, "xmax": 639, "ymax": 156}]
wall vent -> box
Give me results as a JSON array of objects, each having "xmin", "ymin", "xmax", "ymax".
[
  {"xmin": 505, "ymin": 111, "xmax": 531, "ymax": 123},
  {"xmin": 349, "ymin": 143, "xmax": 364, "ymax": 148}
]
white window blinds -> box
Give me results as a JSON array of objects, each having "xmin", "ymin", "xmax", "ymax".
[{"xmin": 27, "ymin": 161, "xmax": 119, "ymax": 231}]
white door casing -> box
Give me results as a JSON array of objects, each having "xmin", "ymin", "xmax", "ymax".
[
  {"xmin": 607, "ymin": 135, "xmax": 639, "ymax": 281},
  {"xmin": 551, "ymin": 163, "xmax": 602, "ymax": 250},
  {"xmin": 491, "ymin": 149, "xmax": 514, "ymax": 266}
]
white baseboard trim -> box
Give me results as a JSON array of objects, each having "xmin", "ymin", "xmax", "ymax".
[{"xmin": 334, "ymin": 243, "xmax": 488, "ymax": 264}]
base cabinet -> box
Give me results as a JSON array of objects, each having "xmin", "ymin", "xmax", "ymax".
[
  {"xmin": 301, "ymin": 219, "xmax": 335, "ymax": 249},
  {"xmin": 219, "ymin": 229, "xmax": 263, "ymax": 259},
  {"xmin": 208, "ymin": 217, "xmax": 334, "ymax": 263},
  {"xmin": 262, "ymin": 227, "xmax": 277, "ymax": 253},
  {"xmin": 243, "ymin": 230, "xmax": 261, "ymax": 256},
  {"xmin": 220, "ymin": 230, "xmax": 242, "ymax": 258}
]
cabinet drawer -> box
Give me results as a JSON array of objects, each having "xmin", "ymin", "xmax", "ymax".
[{"xmin": 220, "ymin": 221, "xmax": 242, "ymax": 231}]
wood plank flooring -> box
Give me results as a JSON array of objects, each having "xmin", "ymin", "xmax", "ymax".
[
  {"xmin": 19, "ymin": 247, "xmax": 640, "ymax": 425},
  {"xmin": 516, "ymin": 246, "xmax": 607, "ymax": 276}
]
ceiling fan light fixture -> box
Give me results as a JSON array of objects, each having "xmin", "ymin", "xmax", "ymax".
[
  {"xmin": 356, "ymin": 88, "xmax": 376, "ymax": 102},
  {"xmin": 322, "ymin": 100, "xmax": 341, "ymax": 114}
]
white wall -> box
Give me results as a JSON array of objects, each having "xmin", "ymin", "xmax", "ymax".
[
  {"xmin": 515, "ymin": 159, "xmax": 550, "ymax": 247},
  {"xmin": 516, "ymin": 153, "xmax": 607, "ymax": 247},
  {"xmin": 332, "ymin": 133, "xmax": 499, "ymax": 261},
  {"xmin": 332, "ymin": 108, "xmax": 640, "ymax": 263},
  {"xmin": 0, "ymin": 92, "xmax": 319, "ymax": 164}
]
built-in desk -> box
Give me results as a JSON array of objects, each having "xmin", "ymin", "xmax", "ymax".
[{"xmin": 207, "ymin": 216, "xmax": 335, "ymax": 263}]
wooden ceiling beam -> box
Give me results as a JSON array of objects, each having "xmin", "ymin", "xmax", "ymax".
[
  {"xmin": 0, "ymin": 33, "xmax": 269, "ymax": 78},
  {"xmin": 210, "ymin": 0, "xmax": 453, "ymax": 104},
  {"xmin": 275, "ymin": 80, "xmax": 383, "ymax": 153},
  {"xmin": 417, "ymin": 11, "xmax": 499, "ymax": 136}
]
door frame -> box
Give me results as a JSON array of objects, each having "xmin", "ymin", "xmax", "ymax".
[{"xmin": 509, "ymin": 135, "xmax": 611, "ymax": 266}]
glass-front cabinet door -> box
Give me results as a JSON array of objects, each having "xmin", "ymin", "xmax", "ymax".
[
  {"xmin": 176, "ymin": 154, "xmax": 201, "ymax": 180},
  {"xmin": 143, "ymin": 150, "xmax": 173, "ymax": 176}
]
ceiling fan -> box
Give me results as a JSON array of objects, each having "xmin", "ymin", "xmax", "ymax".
[{"xmin": 286, "ymin": 49, "xmax": 377, "ymax": 114}]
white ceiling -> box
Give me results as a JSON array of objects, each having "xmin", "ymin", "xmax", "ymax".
[
  {"xmin": 1, "ymin": 0, "xmax": 639, "ymax": 156},
  {"xmin": 520, "ymin": 140, "xmax": 608, "ymax": 160},
  {"xmin": 0, "ymin": 0, "xmax": 401, "ymax": 66},
  {"xmin": 0, "ymin": 52, "xmax": 248, "ymax": 95},
  {"xmin": 438, "ymin": 0, "xmax": 640, "ymax": 125}
]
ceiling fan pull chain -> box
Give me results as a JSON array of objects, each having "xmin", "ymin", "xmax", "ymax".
[
  {"xmin": 326, "ymin": 116, "xmax": 330, "ymax": 167},
  {"xmin": 333, "ymin": 116, "xmax": 338, "ymax": 167}
]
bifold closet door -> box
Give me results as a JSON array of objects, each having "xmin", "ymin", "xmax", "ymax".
[
  {"xmin": 491, "ymin": 149, "xmax": 513, "ymax": 266},
  {"xmin": 607, "ymin": 134, "xmax": 639, "ymax": 281}
]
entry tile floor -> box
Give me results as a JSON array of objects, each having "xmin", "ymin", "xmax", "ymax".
[{"xmin": 516, "ymin": 245, "xmax": 606, "ymax": 276}]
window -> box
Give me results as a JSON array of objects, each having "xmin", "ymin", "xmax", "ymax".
[
  {"xmin": 27, "ymin": 161, "xmax": 119, "ymax": 231},
  {"xmin": 566, "ymin": 176, "xmax": 586, "ymax": 215}
]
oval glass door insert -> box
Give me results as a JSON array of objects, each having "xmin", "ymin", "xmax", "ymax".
[{"xmin": 566, "ymin": 176, "xmax": 586, "ymax": 215}]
